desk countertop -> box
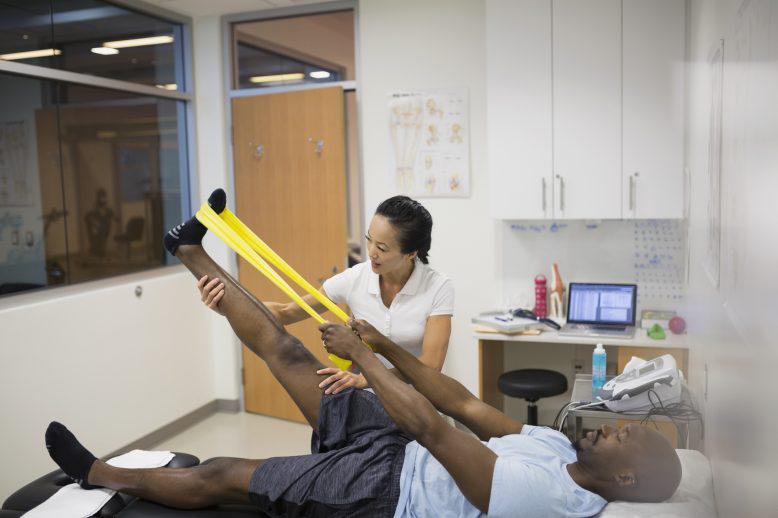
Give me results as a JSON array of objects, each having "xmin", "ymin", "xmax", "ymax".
[{"xmin": 473, "ymin": 325, "xmax": 689, "ymax": 349}]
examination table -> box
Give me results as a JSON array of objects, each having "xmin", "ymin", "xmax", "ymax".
[{"xmin": 3, "ymin": 450, "xmax": 715, "ymax": 517}]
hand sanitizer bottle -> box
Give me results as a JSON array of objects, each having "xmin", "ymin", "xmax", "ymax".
[{"xmin": 592, "ymin": 343, "xmax": 607, "ymax": 396}]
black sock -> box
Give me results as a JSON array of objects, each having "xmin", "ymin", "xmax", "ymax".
[
  {"xmin": 163, "ymin": 188, "xmax": 227, "ymax": 256},
  {"xmin": 45, "ymin": 422, "xmax": 99, "ymax": 489}
]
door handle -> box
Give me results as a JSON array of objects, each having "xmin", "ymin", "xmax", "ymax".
[
  {"xmin": 307, "ymin": 137, "xmax": 324, "ymax": 157},
  {"xmin": 541, "ymin": 177, "xmax": 547, "ymax": 213},
  {"xmin": 555, "ymin": 174, "xmax": 565, "ymax": 212},
  {"xmin": 250, "ymin": 142, "xmax": 264, "ymax": 160}
]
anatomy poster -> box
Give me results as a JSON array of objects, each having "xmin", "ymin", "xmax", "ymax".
[
  {"xmin": 0, "ymin": 121, "xmax": 32, "ymax": 207},
  {"xmin": 388, "ymin": 88, "xmax": 469, "ymax": 197}
]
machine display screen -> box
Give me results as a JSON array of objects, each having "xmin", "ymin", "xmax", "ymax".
[
  {"xmin": 639, "ymin": 363, "xmax": 656, "ymax": 375},
  {"xmin": 566, "ymin": 283, "xmax": 637, "ymax": 325}
]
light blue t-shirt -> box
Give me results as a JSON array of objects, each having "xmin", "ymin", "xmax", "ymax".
[{"xmin": 393, "ymin": 425, "xmax": 607, "ymax": 518}]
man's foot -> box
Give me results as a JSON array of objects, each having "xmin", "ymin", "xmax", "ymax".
[
  {"xmin": 163, "ymin": 188, "xmax": 226, "ymax": 255},
  {"xmin": 45, "ymin": 422, "xmax": 99, "ymax": 489}
]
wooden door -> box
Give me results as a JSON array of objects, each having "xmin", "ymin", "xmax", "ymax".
[
  {"xmin": 232, "ymin": 87, "xmax": 348, "ymax": 423},
  {"xmin": 552, "ymin": 0, "xmax": 622, "ymax": 219}
]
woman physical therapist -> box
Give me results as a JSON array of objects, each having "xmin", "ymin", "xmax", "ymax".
[{"xmin": 197, "ymin": 196, "xmax": 454, "ymax": 394}]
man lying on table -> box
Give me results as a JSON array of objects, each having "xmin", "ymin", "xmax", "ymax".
[{"xmin": 44, "ymin": 220, "xmax": 681, "ymax": 517}]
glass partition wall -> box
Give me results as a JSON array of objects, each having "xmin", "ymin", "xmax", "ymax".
[{"xmin": 0, "ymin": 0, "xmax": 192, "ymax": 296}]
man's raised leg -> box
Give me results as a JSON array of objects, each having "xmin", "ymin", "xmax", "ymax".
[
  {"xmin": 162, "ymin": 190, "xmax": 327, "ymax": 428},
  {"xmin": 177, "ymin": 243, "xmax": 327, "ymax": 428}
]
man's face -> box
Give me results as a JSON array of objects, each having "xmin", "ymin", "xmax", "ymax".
[
  {"xmin": 574, "ymin": 424, "xmax": 644, "ymax": 477},
  {"xmin": 573, "ymin": 423, "xmax": 682, "ymax": 502}
]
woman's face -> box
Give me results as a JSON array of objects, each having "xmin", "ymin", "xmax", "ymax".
[{"xmin": 365, "ymin": 215, "xmax": 415, "ymax": 275}]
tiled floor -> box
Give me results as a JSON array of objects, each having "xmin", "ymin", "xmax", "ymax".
[{"xmin": 151, "ymin": 411, "xmax": 312, "ymax": 461}]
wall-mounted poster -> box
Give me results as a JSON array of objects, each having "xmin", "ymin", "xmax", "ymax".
[
  {"xmin": 388, "ymin": 88, "xmax": 469, "ymax": 198},
  {"xmin": 0, "ymin": 121, "xmax": 32, "ymax": 207}
]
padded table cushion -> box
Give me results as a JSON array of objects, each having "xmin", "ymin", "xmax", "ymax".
[{"xmin": 115, "ymin": 501, "xmax": 267, "ymax": 517}]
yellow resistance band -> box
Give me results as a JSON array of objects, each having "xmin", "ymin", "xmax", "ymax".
[{"xmin": 195, "ymin": 202, "xmax": 353, "ymax": 371}]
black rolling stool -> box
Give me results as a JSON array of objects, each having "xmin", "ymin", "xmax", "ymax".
[{"xmin": 498, "ymin": 369, "xmax": 568, "ymax": 425}]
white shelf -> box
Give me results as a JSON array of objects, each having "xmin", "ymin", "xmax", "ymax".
[{"xmin": 473, "ymin": 325, "xmax": 689, "ymax": 349}]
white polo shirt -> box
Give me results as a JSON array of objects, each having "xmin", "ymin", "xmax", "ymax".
[{"xmin": 323, "ymin": 259, "xmax": 454, "ymax": 366}]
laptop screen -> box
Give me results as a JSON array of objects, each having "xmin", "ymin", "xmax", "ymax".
[{"xmin": 566, "ymin": 283, "xmax": 637, "ymax": 326}]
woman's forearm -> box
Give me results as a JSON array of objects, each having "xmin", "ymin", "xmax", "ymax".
[{"xmin": 270, "ymin": 294, "xmax": 328, "ymax": 326}]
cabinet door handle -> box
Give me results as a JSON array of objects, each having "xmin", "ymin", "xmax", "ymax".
[
  {"xmin": 629, "ymin": 175, "xmax": 634, "ymax": 211},
  {"xmin": 629, "ymin": 172, "xmax": 639, "ymax": 212},
  {"xmin": 556, "ymin": 174, "xmax": 565, "ymax": 212},
  {"xmin": 541, "ymin": 177, "xmax": 547, "ymax": 212}
]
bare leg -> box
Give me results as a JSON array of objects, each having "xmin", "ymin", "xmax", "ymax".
[
  {"xmin": 176, "ymin": 244, "xmax": 326, "ymax": 428},
  {"xmin": 87, "ymin": 457, "xmax": 260, "ymax": 509},
  {"xmin": 46, "ymin": 422, "xmax": 264, "ymax": 509}
]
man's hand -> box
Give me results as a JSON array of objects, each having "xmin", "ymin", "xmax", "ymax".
[
  {"xmin": 318, "ymin": 322, "xmax": 367, "ymax": 360},
  {"xmin": 348, "ymin": 318, "xmax": 384, "ymax": 351}
]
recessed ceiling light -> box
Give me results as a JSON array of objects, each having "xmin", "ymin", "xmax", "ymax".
[
  {"xmin": 91, "ymin": 47, "xmax": 119, "ymax": 55},
  {"xmin": 155, "ymin": 83, "xmax": 178, "ymax": 90},
  {"xmin": 0, "ymin": 48, "xmax": 61, "ymax": 61},
  {"xmin": 309, "ymin": 70, "xmax": 331, "ymax": 79},
  {"xmin": 249, "ymin": 73, "xmax": 305, "ymax": 84},
  {"xmin": 103, "ymin": 35, "xmax": 174, "ymax": 49}
]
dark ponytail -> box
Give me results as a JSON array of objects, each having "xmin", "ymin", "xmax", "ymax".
[{"xmin": 375, "ymin": 196, "xmax": 433, "ymax": 264}]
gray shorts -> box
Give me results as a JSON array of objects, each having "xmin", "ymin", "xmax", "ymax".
[{"xmin": 248, "ymin": 389, "xmax": 412, "ymax": 517}]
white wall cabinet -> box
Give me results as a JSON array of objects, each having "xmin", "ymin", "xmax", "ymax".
[
  {"xmin": 488, "ymin": 0, "xmax": 685, "ymax": 220},
  {"xmin": 622, "ymin": 0, "xmax": 685, "ymax": 219},
  {"xmin": 487, "ymin": 0, "xmax": 552, "ymax": 219},
  {"xmin": 552, "ymin": 0, "xmax": 622, "ymax": 219}
]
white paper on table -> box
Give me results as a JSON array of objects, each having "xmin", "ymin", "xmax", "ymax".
[
  {"xmin": 22, "ymin": 484, "xmax": 115, "ymax": 518},
  {"xmin": 107, "ymin": 449, "xmax": 174, "ymax": 469}
]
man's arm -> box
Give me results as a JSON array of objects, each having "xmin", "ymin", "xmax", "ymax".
[
  {"xmin": 382, "ymin": 315, "xmax": 451, "ymax": 384},
  {"xmin": 351, "ymin": 319, "xmax": 522, "ymax": 441},
  {"xmin": 320, "ymin": 323, "xmax": 496, "ymax": 513}
]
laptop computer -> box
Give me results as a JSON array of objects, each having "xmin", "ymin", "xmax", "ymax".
[{"xmin": 558, "ymin": 283, "xmax": 637, "ymax": 339}]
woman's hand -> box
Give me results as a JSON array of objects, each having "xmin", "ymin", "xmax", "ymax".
[
  {"xmin": 316, "ymin": 368, "xmax": 368, "ymax": 394},
  {"xmin": 348, "ymin": 318, "xmax": 384, "ymax": 350},
  {"xmin": 197, "ymin": 275, "xmax": 225, "ymax": 316}
]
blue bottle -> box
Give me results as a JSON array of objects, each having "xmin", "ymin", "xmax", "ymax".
[{"xmin": 592, "ymin": 343, "xmax": 607, "ymax": 396}]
